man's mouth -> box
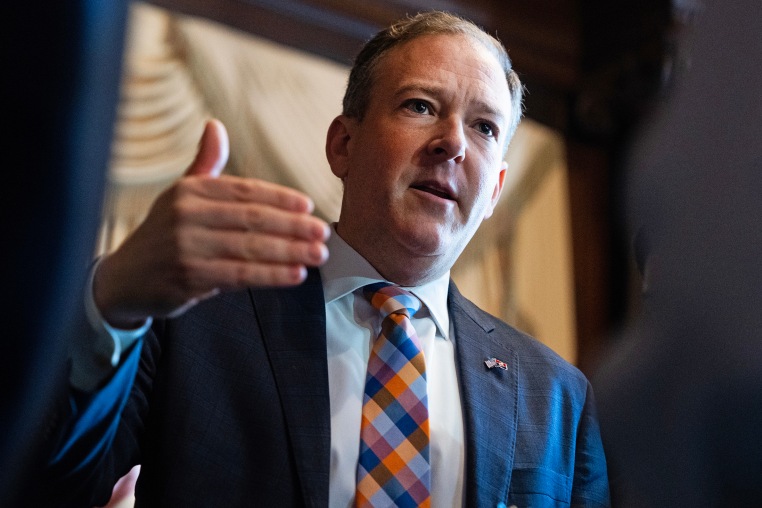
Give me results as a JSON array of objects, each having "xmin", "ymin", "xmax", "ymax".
[{"xmin": 411, "ymin": 182, "xmax": 456, "ymax": 201}]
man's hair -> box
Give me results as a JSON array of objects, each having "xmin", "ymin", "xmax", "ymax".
[{"xmin": 343, "ymin": 10, "xmax": 524, "ymax": 141}]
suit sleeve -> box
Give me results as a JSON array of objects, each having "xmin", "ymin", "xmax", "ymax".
[
  {"xmin": 571, "ymin": 380, "xmax": 611, "ymax": 507},
  {"xmin": 42, "ymin": 340, "xmax": 144, "ymax": 507}
]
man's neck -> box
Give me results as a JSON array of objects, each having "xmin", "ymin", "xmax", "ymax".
[{"xmin": 333, "ymin": 222, "xmax": 452, "ymax": 287}]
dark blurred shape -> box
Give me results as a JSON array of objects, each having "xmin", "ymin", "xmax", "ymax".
[
  {"xmin": 594, "ymin": 0, "xmax": 762, "ymax": 505},
  {"xmin": 1, "ymin": 2, "xmax": 128, "ymax": 505}
]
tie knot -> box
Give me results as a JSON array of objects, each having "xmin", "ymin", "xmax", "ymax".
[{"xmin": 363, "ymin": 282, "xmax": 421, "ymax": 320}]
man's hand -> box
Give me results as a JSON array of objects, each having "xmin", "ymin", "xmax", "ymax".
[{"xmin": 93, "ymin": 119, "xmax": 330, "ymax": 328}]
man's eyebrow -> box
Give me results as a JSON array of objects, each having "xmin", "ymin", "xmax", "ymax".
[
  {"xmin": 474, "ymin": 101, "xmax": 506, "ymax": 125},
  {"xmin": 392, "ymin": 83, "xmax": 441, "ymax": 100}
]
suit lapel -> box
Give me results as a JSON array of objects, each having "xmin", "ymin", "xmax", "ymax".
[
  {"xmin": 248, "ymin": 268, "xmax": 330, "ymax": 508},
  {"xmin": 449, "ymin": 282, "xmax": 519, "ymax": 508}
]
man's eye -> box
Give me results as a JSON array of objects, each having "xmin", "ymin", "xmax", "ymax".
[
  {"xmin": 478, "ymin": 122, "xmax": 495, "ymax": 137},
  {"xmin": 405, "ymin": 100, "xmax": 430, "ymax": 115}
]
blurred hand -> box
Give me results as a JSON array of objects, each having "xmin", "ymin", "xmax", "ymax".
[
  {"xmin": 93, "ymin": 119, "xmax": 330, "ymax": 328},
  {"xmin": 100, "ymin": 465, "xmax": 140, "ymax": 508}
]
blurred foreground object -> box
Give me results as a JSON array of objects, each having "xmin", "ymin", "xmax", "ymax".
[
  {"xmin": 1, "ymin": 1, "xmax": 128, "ymax": 505},
  {"xmin": 593, "ymin": 1, "xmax": 762, "ymax": 506}
]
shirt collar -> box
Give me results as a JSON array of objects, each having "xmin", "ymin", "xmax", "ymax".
[{"xmin": 320, "ymin": 223, "xmax": 451, "ymax": 340}]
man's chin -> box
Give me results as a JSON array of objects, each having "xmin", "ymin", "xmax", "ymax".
[{"xmin": 395, "ymin": 226, "xmax": 456, "ymax": 258}]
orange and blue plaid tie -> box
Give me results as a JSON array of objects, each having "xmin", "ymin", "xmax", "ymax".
[{"xmin": 355, "ymin": 282, "xmax": 430, "ymax": 508}]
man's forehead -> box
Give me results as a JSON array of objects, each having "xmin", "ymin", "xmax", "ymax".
[
  {"xmin": 375, "ymin": 35, "xmax": 511, "ymax": 114},
  {"xmin": 384, "ymin": 32, "xmax": 479, "ymax": 64},
  {"xmin": 382, "ymin": 34, "xmax": 503, "ymax": 83}
]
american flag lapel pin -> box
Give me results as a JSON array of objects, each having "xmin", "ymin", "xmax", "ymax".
[{"xmin": 484, "ymin": 357, "xmax": 508, "ymax": 370}]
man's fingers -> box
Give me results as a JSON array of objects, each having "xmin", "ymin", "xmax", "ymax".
[
  {"xmin": 183, "ymin": 229, "xmax": 328, "ymax": 267},
  {"xmin": 176, "ymin": 258, "xmax": 310, "ymax": 290},
  {"xmin": 213, "ymin": 260, "xmax": 309, "ymax": 288},
  {"xmin": 180, "ymin": 175, "xmax": 316, "ymax": 214},
  {"xmin": 179, "ymin": 201, "xmax": 330, "ymax": 242},
  {"xmin": 185, "ymin": 119, "xmax": 230, "ymax": 178}
]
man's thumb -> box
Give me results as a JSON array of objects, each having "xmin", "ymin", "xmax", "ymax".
[{"xmin": 185, "ymin": 119, "xmax": 229, "ymax": 178}]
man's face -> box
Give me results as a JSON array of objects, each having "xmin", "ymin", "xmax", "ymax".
[{"xmin": 327, "ymin": 33, "xmax": 512, "ymax": 284}]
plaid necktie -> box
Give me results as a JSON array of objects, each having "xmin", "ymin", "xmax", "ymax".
[{"xmin": 355, "ymin": 282, "xmax": 431, "ymax": 508}]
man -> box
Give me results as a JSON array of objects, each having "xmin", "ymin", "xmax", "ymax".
[{"xmin": 45, "ymin": 11, "xmax": 608, "ymax": 508}]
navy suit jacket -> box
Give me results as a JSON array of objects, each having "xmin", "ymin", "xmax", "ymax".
[{"xmin": 48, "ymin": 269, "xmax": 608, "ymax": 507}]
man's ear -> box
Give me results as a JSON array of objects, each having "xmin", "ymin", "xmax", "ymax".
[
  {"xmin": 483, "ymin": 161, "xmax": 507, "ymax": 219},
  {"xmin": 325, "ymin": 115, "xmax": 354, "ymax": 179}
]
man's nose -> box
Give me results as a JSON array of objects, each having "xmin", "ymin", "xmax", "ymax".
[{"xmin": 425, "ymin": 117, "xmax": 466, "ymax": 164}]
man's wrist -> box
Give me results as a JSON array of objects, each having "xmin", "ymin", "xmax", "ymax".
[{"xmin": 85, "ymin": 257, "xmax": 152, "ymax": 367}]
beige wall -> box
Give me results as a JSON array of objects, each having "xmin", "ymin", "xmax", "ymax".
[{"xmin": 509, "ymin": 161, "xmax": 576, "ymax": 363}]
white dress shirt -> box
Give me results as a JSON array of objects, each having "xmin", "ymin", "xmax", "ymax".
[{"xmin": 322, "ymin": 227, "xmax": 465, "ymax": 507}]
